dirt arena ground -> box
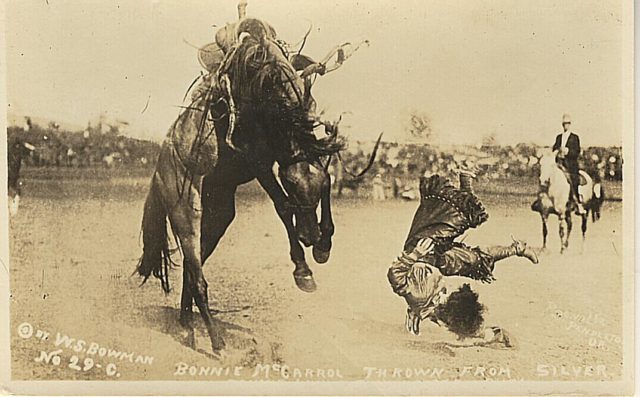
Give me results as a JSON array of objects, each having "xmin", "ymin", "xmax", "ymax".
[{"xmin": 9, "ymin": 170, "xmax": 624, "ymax": 381}]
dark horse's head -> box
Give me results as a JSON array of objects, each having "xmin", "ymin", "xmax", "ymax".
[{"xmin": 278, "ymin": 160, "xmax": 330, "ymax": 247}]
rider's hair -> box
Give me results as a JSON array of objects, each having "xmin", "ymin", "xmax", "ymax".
[{"xmin": 434, "ymin": 283, "xmax": 485, "ymax": 338}]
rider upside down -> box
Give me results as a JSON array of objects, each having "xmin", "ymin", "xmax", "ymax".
[{"xmin": 387, "ymin": 170, "xmax": 539, "ymax": 347}]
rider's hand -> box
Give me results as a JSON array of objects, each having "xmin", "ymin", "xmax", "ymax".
[
  {"xmin": 561, "ymin": 147, "xmax": 569, "ymax": 155},
  {"xmin": 411, "ymin": 238, "xmax": 434, "ymax": 258}
]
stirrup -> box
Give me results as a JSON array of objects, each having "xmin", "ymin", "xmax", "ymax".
[{"xmin": 225, "ymin": 131, "xmax": 240, "ymax": 151}]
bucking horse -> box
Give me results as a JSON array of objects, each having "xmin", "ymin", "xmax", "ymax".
[{"xmin": 136, "ymin": 16, "xmax": 379, "ymax": 355}]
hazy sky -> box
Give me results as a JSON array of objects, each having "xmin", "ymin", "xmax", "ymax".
[{"xmin": 4, "ymin": 0, "xmax": 628, "ymax": 146}]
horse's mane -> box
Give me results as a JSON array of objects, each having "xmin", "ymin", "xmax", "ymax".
[{"xmin": 226, "ymin": 36, "xmax": 346, "ymax": 159}]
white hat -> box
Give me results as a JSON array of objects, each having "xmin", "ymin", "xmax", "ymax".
[{"xmin": 562, "ymin": 114, "xmax": 572, "ymax": 124}]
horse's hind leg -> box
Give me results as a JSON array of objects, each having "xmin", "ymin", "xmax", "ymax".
[
  {"xmin": 165, "ymin": 175, "xmax": 225, "ymax": 354},
  {"xmin": 179, "ymin": 182, "xmax": 237, "ymax": 342},
  {"xmin": 200, "ymin": 183, "xmax": 237, "ymax": 264},
  {"xmin": 176, "ymin": 214, "xmax": 226, "ymax": 353},
  {"xmin": 179, "ymin": 270, "xmax": 195, "ymax": 348}
]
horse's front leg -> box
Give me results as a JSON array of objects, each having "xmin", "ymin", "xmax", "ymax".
[
  {"xmin": 256, "ymin": 171, "xmax": 316, "ymax": 292},
  {"xmin": 565, "ymin": 210, "xmax": 572, "ymax": 249},
  {"xmin": 313, "ymin": 183, "xmax": 334, "ymax": 264},
  {"xmin": 558, "ymin": 213, "xmax": 567, "ymax": 254}
]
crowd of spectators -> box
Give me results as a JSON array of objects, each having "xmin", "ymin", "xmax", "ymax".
[
  {"xmin": 332, "ymin": 141, "xmax": 623, "ymax": 199},
  {"xmin": 7, "ymin": 119, "xmax": 160, "ymax": 169},
  {"xmin": 7, "ymin": 119, "xmax": 622, "ymax": 201}
]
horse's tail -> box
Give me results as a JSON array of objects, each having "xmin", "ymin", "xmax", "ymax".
[{"xmin": 136, "ymin": 177, "xmax": 174, "ymax": 293}]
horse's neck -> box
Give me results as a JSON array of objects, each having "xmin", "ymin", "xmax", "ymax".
[
  {"xmin": 551, "ymin": 166, "xmax": 566, "ymax": 185},
  {"xmin": 547, "ymin": 165, "xmax": 570, "ymax": 202}
]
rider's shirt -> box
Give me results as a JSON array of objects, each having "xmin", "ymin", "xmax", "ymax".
[
  {"xmin": 552, "ymin": 131, "xmax": 581, "ymax": 172},
  {"xmin": 560, "ymin": 130, "xmax": 570, "ymax": 148}
]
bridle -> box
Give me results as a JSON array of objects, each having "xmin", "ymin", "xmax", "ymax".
[
  {"xmin": 278, "ymin": 159, "xmax": 327, "ymax": 215},
  {"xmin": 283, "ymin": 200, "xmax": 318, "ymax": 215}
]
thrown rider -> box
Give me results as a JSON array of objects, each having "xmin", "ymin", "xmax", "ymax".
[{"xmin": 387, "ymin": 168, "xmax": 538, "ymax": 347}]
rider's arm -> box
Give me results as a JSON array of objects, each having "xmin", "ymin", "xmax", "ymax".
[
  {"xmin": 387, "ymin": 239, "xmax": 435, "ymax": 296},
  {"xmin": 552, "ymin": 135, "xmax": 560, "ymax": 152},
  {"xmin": 567, "ymin": 134, "xmax": 580, "ymax": 161}
]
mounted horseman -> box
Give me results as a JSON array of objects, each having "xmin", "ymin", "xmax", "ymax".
[
  {"xmin": 552, "ymin": 113, "xmax": 585, "ymax": 215},
  {"xmin": 531, "ymin": 114, "xmax": 600, "ymax": 251}
]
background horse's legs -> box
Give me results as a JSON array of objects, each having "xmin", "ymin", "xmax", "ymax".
[
  {"xmin": 313, "ymin": 183, "xmax": 333, "ymax": 264},
  {"xmin": 541, "ymin": 213, "xmax": 548, "ymax": 250},
  {"xmin": 565, "ymin": 210, "xmax": 572, "ymax": 250},
  {"xmin": 580, "ymin": 213, "xmax": 588, "ymax": 254},
  {"xmin": 256, "ymin": 171, "xmax": 316, "ymax": 292},
  {"xmin": 558, "ymin": 213, "xmax": 567, "ymax": 254},
  {"xmin": 201, "ymin": 184, "xmax": 238, "ymax": 263}
]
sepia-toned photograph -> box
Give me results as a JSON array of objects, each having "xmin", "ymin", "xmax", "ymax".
[{"xmin": 0, "ymin": 0, "xmax": 635, "ymax": 395}]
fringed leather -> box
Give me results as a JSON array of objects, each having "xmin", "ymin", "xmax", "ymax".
[{"xmin": 420, "ymin": 175, "xmax": 489, "ymax": 228}]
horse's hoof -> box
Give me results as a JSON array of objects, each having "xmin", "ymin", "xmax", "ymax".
[
  {"xmin": 211, "ymin": 348, "xmax": 228, "ymax": 361},
  {"xmin": 179, "ymin": 315, "xmax": 192, "ymax": 329},
  {"xmin": 178, "ymin": 328, "xmax": 196, "ymax": 349},
  {"xmin": 294, "ymin": 274, "xmax": 317, "ymax": 293},
  {"xmin": 312, "ymin": 246, "xmax": 331, "ymax": 264},
  {"xmin": 210, "ymin": 335, "xmax": 226, "ymax": 353}
]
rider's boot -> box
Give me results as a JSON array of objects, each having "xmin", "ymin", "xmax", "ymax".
[
  {"xmin": 485, "ymin": 239, "xmax": 539, "ymax": 264},
  {"xmin": 456, "ymin": 164, "xmax": 477, "ymax": 193}
]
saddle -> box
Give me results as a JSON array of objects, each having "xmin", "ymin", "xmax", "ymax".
[
  {"xmin": 194, "ymin": 18, "xmax": 319, "ymax": 150},
  {"xmin": 198, "ymin": 19, "xmax": 315, "ymax": 75}
]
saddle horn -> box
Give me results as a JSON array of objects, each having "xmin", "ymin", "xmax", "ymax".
[{"xmin": 236, "ymin": 18, "xmax": 273, "ymax": 44}]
